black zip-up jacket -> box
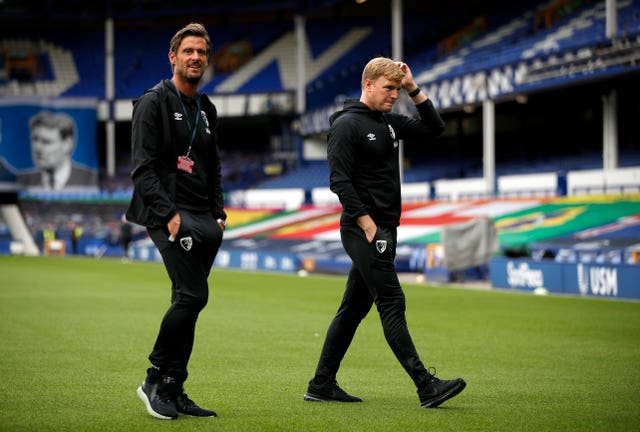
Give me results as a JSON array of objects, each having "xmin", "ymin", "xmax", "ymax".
[
  {"xmin": 126, "ymin": 79, "xmax": 226, "ymax": 228},
  {"xmin": 327, "ymin": 98, "xmax": 445, "ymax": 227}
]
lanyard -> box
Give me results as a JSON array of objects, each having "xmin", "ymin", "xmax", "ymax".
[{"xmin": 172, "ymin": 85, "xmax": 201, "ymax": 158}]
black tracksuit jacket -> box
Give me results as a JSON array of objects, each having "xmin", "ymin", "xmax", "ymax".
[
  {"xmin": 327, "ymin": 98, "xmax": 445, "ymax": 227},
  {"xmin": 126, "ymin": 79, "xmax": 226, "ymax": 228}
]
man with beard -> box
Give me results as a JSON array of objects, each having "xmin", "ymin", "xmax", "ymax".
[{"xmin": 126, "ymin": 22, "xmax": 227, "ymax": 420}]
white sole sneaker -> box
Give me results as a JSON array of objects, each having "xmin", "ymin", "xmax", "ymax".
[{"xmin": 136, "ymin": 383, "xmax": 177, "ymax": 420}]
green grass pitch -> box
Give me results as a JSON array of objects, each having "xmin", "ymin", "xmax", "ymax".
[{"xmin": 0, "ymin": 256, "xmax": 638, "ymax": 431}]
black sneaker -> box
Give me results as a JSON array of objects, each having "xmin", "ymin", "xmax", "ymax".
[
  {"xmin": 303, "ymin": 379, "xmax": 363, "ymax": 402},
  {"xmin": 136, "ymin": 377, "xmax": 179, "ymax": 420},
  {"xmin": 175, "ymin": 392, "xmax": 217, "ymax": 417},
  {"xmin": 418, "ymin": 369, "xmax": 466, "ymax": 408}
]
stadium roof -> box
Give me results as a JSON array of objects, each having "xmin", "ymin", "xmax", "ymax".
[{"xmin": 0, "ymin": 0, "xmax": 516, "ymax": 22}]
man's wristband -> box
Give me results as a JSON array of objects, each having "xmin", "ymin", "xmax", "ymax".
[{"xmin": 408, "ymin": 87, "xmax": 421, "ymax": 98}]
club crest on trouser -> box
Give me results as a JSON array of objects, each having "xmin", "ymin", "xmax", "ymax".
[
  {"xmin": 376, "ymin": 240, "xmax": 387, "ymax": 254},
  {"xmin": 180, "ymin": 236, "xmax": 193, "ymax": 251}
]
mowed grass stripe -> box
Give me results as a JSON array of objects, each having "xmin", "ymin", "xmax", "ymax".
[{"xmin": 0, "ymin": 256, "xmax": 638, "ymax": 432}]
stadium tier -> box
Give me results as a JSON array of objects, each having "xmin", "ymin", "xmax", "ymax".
[
  {"xmin": 0, "ymin": 0, "xmax": 639, "ymax": 300},
  {"xmin": 0, "ymin": 1, "xmax": 636, "ymax": 105}
]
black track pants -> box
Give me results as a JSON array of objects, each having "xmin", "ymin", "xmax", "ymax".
[
  {"xmin": 146, "ymin": 211, "xmax": 223, "ymax": 383},
  {"xmin": 313, "ymin": 224, "xmax": 429, "ymax": 390}
]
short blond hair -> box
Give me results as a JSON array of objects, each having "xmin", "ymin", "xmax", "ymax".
[{"xmin": 361, "ymin": 57, "xmax": 405, "ymax": 90}]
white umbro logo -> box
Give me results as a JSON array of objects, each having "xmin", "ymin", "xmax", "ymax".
[
  {"xmin": 367, "ymin": 133, "xmax": 376, "ymax": 141},
  {"xmin": 174, "ymin": 112, "xmax": 183, "ymax": 120}
]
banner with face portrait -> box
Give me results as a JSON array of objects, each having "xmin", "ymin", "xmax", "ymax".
[{"xmin": 0, "ymin": 98, "xmax": 98, "ymax": 193}]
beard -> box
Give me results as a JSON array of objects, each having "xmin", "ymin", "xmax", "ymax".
[
  {"xmin": 177, "ymin": 63, "xmax": 205, "ymax": 85},
  {"xmin": 186, "ymin": 74, "xmax": 202, "ymax": 85}
]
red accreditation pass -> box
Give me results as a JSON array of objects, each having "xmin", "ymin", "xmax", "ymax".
[{"xmin": 177, "ymin": 156, "xmax": 194, "ymax": 173}]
